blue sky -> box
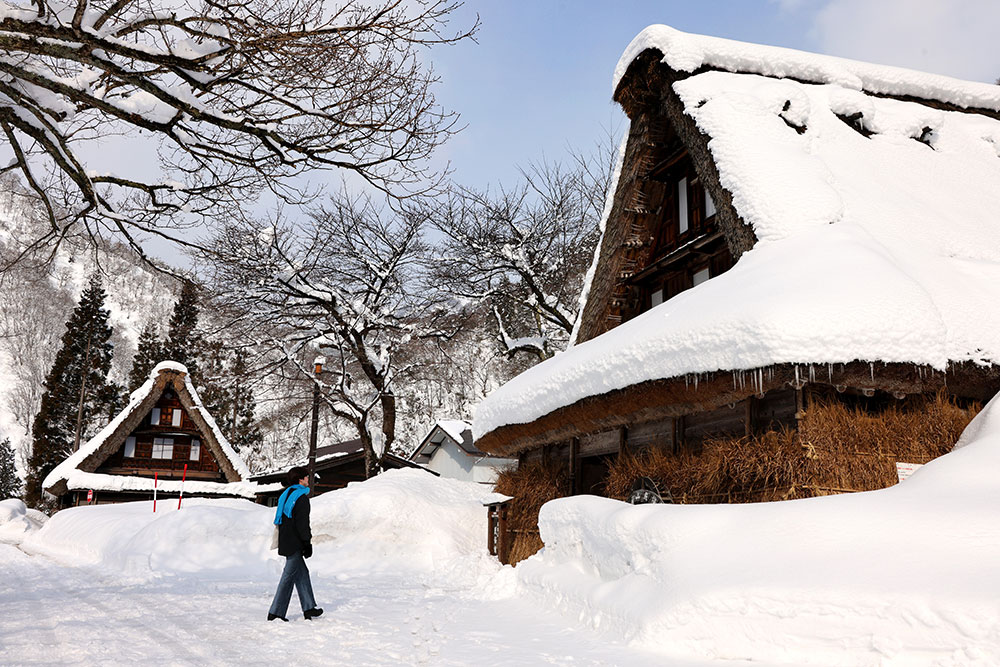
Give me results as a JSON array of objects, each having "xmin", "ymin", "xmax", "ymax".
[{"xmin": 430, "ymin": 0, "xmax": 1000, "ymax": 189}]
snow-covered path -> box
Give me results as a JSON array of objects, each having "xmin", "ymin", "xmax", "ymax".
[{"xmin": 0, "ymin": 542, "xmax": 673, "ymax": 666}]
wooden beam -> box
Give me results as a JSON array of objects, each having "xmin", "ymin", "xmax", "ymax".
[{"xmin": 569, "ymin": 437, "xmax": 579, "ymax": 495}]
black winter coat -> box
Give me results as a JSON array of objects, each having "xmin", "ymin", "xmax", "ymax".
[{"xmin": 277, "ymin": 493, "xmax": 312, "ymax": 557}]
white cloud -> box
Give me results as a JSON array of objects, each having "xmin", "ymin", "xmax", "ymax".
[
  {"xmin": 810, "ymin": 0, "xmax": 1000, "ymax": 83},
  {"xmin": 769, "ymin": 0, "xmax": 816, "ymax": 12}
]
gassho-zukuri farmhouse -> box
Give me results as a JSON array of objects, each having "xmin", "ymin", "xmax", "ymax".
[
  {"xmin": 43, "ymin": 362, "xmax": 258, "ymax": 507},
  {"xmin": 472, "ymin": 25, "xmax": 1000, "ymax": 498}
]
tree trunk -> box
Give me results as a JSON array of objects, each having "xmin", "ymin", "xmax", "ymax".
[
  {"xmin": 378, "ymin": 391, "xmax": 396, "ymax": 471},
  {"xmin": 73, "ymin": 333, "xmax": 93, "ymax": 452},
  {"xmin": 359, "ymin": 427, "xmax": 377, "ymax": 479}
]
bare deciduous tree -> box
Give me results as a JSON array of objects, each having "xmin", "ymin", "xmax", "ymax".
[
  {"xmin": 206, "ymin": 191, "xmax": 456, "ymax": 476},
  {"xmin": 432, "ymin": 146, "xmax": 615, "ymax": 360},
  {"xmin": 0, "ymin": 0, "xmax": 476, "ymax": 267}
]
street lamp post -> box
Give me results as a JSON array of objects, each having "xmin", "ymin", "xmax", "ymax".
[{"xmin": 308, "ymin": 356, "xmax": 324, "ymax": 488}]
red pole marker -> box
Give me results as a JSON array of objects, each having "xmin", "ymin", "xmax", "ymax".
[
  {"xmin": 153, "ymin": 472, "xmax": 158, "ymax": 513},
  {"xmin": 177, "ymin": 464, "xmax": 188, "ymax": 510}
]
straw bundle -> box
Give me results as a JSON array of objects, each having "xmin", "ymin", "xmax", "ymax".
[
  {"xmin": 494, "ymin": 392, "xmax": 977, "ymax": 564},
  {"xmin": 494, "ymin": 460, "xmax": 569, "ymax": 565},
  {"xmin": 606, "ymin": 391, "xmax": 978, "ymax": 503}
]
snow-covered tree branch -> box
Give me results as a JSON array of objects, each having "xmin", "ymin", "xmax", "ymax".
[
  {"xmin": 0, "ymin": 0, "xmax": 476, "ymax": 267},
  {"xmin": 431, "ymin": 150, "xmax": 613, "ymax": 361},
  {"xmin": 205, "ymin": 190, "xmax": 458, "ymax": 476}
]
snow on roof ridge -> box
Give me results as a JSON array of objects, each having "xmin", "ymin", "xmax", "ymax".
[
  {"xmin": 436, "ymin": 419, "xmax": 471, "ymax": 435},
  {"xmin": 614, "ymin": 24, "xmax": 1000, "ymax": 112},
  {"xmin": 44, "ymin": 373, "xmax": 157, "ymax": 490},
  {"xmin": 435, "ymin": 419, "xmax": 475, "ymax": 450},
  {"xmin": 181, "ymin": 371, "xmax": 250, "ymax": 479},
  {"xmin": 152, "ymin": 360, "xmax": 189, "ymax": 375},
  {"xmin": 568, "ymin": 132, "xmax": 629, "ymax": 348}
]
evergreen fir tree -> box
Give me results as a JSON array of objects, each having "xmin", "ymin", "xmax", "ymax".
[
  {"xmin": 0, "ymin": 438, "xmax": 22, "ymax": 499},
  {"xmin": 127, "ymin": 322, "xmax": 164, "ymax": 391},
  {"xmin": 196, "ymin": 338, "xmax": 233, "ymax": 433},
  {"xmin": 26, "ymin": 275, "xmax": 117, "ymax": 507},
  {"xmin": 227, "ymin": 351, "xmax": 264, "ymax": 456},
  {"xmin": 162, "ymin": 281, "xmax": 201, "ymax": 376}
]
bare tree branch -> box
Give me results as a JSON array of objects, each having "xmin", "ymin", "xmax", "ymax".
[
  {"xmin": 204, "ymin": 188, "xmax": 459, "ymax": 476},
  {"xmin": 430, "ymin": 144, "xmax": 614, "ymax": 361},
  {"xmin": 0, "ymin": 0, "xmax": 478, "ymax": 267}
]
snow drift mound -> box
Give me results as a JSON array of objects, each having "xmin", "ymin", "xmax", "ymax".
[
  {"xmin": 0, "ymin": 498, "xmax": 47, "ymax": 542},
  {"xmin": 20, "ymin": 469, "xmax": 497, "ymax": 585},
  {"xmin": 513, "ymin": 394, "xmax": 1000, "ymax": 666},
  {"xmin": 23, "ymin": 498, "xmax": 273, "ymax": 581},
  {"xmin": 308, "ymin": 469, "xmax": 499, "ymax": 585}
]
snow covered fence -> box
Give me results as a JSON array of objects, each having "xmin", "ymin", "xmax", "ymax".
[{"xmin": 512, "ymin": 396, "xmax": 1000, "ymax": 665}]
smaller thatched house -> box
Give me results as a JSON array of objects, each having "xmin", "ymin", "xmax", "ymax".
[
  {"xmin": 409, "ymin": 420, "xmax": 516, "ymax": 484},
  {"xmin": 44, "ymin": 362, "xmax": 256, "ymax": 507},
  {"xmin": 474, "ymin": 25, "xmax": 1000, "ymax": 507},
  {"xmin": 252, "ymin": 439, "xmax": 433, "ymax": 506}
]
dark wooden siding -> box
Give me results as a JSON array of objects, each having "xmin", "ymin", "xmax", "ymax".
[
  {"xmin": 626, "ymin": 417, "xmax": 675, "ymax": 453},
  {"xmin": 754, "ymin": 389, "xmax": 798, "ymax": 432},
  {"xmin": 579, "ymin": 430, "xmax": 621, "ymax": 458},
  {"xmin": 96, "ymin": 391, "xmax": 226, "ymax": 482},
  {"xmin": 684, "ymin": 401, "xmax": 746, "ymax": 446}
]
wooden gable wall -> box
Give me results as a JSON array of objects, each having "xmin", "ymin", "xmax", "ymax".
[
  {"xmin": 576, "ymin": 54, "xmax": 741, "ymax": 344},
  {"xmin": 96, "ymin": 389, "xmax": 226, "ymax": 483}
]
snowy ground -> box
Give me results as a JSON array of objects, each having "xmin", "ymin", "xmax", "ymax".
[
  {"xmin": 0, "ymin": 541, "xmax": 670, "ymax": 666},
  {"xmin": 4, "ymin": 393, "xmax": 1000, "ymax": 666},
  {"xmin": 0, "ymin": 473, "xmax": 676, "ymax": 667}
]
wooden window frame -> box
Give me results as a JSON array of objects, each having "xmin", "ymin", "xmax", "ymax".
[{"xmin": 152, "ymin": 437, "xmax": 174, "ymax": 459}]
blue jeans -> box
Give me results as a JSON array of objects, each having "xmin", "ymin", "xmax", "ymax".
[{"xmin": 269, "ymin": 552, "xmax": 316, "ymax": 617}]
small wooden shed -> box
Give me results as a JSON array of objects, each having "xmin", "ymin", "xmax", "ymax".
[{"xmin": 252, "ymin": 439, "xmax": 435, "ymax": 506}]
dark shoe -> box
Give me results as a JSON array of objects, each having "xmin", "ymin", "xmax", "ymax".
[
  {"xmin": 303, "ymin": 607, "xmax": 324, "ymax": 620},
  {"xmin": 267, "ymin": 613, "xmax": 289, "ymax": 622}
]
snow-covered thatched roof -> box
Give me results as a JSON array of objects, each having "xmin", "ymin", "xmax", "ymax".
[
  {"xmin": 473, "ymin": 25, "xmax": 1000, "ymax": 451},
  {"xmin": 44, "ymin": 361, "xmax": 256, "ymax": 498}
]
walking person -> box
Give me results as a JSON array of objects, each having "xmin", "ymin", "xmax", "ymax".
[{"xmin": 268, "ymin": 465, "xmax": 324, "ymax": 622}]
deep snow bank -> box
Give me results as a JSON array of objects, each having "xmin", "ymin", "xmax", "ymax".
[
  {"xmin": 308, "ymin": 469, "xmax": 499, "ymax": 585},
  {"xmin": 18, "ymin": 469, "xmax": 497, "ymax": 585},
  {"xmin": 0, "ymin": 499, "xmax": 47, "ymax": 542},
  {"xmin": 21, "ymin": 497, "xmax": 273, "ymax": 581},
  {"xmin": 513, "ymin": 396, "xmax": 1000, "ymax": 665}
]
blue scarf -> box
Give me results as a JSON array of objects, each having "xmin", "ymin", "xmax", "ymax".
[{"xmin": 274, "ymin": 484, "xmax": 310, "ymax": 525}]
